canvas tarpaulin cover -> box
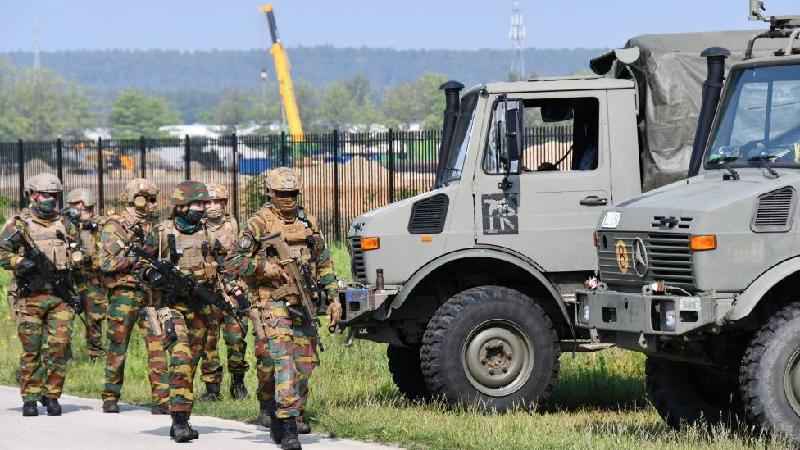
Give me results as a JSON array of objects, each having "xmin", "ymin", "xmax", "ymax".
[{"xmin": 592, "ymin": 30, "xmax": 787, "ymax": 190}]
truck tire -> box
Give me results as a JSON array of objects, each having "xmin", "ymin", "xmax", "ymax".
[
  {"xmin": 387, "ymin": 345, "xmax": 429, "ymax": 401},
  {"xmin": 420, "ymin": 285, "xmax": 560, "ymax": 411},
  {"xmin": 740, "ymin": 302, "xmax": 800, "ymax": 442},
  {"xmin": 646, "ymin": 357, "xmax": 742, "ymax": 429}
]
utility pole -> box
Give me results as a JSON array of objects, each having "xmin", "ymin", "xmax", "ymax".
[{"xmin": 509, "ymin": 1, "xmax": 527, "ymax": 81}]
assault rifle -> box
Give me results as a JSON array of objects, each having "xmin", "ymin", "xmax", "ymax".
[
  {"xmin": 6, "ymin": 226, "xmax": 84, "ymax": 316},
  {"xmin": 259, "ymin": 232, "xmax": 326, "ymax": 332},
  {"xmin": 206, "ymin": 239, "xmax": 266, "ymax": 340},
  {"xmin": 129, "ymin": 225, "xmax": 249, "ymax": 331}
]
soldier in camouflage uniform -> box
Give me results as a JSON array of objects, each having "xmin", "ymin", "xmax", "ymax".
[
  {"xmin": 98, "ymin": 179, "xmax": 171, "ymax": 415},
  {"xmin": 154, "ymin": 181, "xmax": 214, "ymax": 442},
  {"xmin": 199, "ymin": 183, "xmax": 250, "ymax": 401},
  {"xmin": 64, "ymin": 188, "xmax": 107, "ymax": 361},
  {"xmin": 0, "ymin": 173, "xmax": 76, "ymax": 417},
  {"xmin": 225, "ymin": 168, "xmax": 342, "ymax": 450}
]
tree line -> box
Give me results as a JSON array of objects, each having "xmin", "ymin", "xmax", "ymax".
[{"xmin": 0, "ymin": 57, "xmax": 452, "ymax": 141}]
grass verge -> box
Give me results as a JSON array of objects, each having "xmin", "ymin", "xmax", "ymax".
[{"xmin": 0, "ymin": 249, "xmax": 791, "ymax": 449}]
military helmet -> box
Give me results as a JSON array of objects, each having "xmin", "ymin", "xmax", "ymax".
[
  {"xmin": 206, "ymin": 183, "xmax": 229, "ymax": 200},
  {"xmin": 122, "ymin": 178, "xmax": 159, "ymax": 203},
  {"xmin": 65, "ymin": 187, "xmax": 96, "ymax": 207},
  {"xmin": 266, "ymin": 167, "xmax": 300, "ymax": 192},
  {"xmin": 171, "ymin": 181, "xmax": 209, "ymax": 206},
  {"xmin": 25, "ymin": 173, "xmax": 62, "ymax": 194}
]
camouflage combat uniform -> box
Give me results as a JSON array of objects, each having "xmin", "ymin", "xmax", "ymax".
[
  {"xmin": 225, "ymin": 168, "xmax": 340, "ymax": 448},
  {"xmin": 0, "ymin": 173, "xmax": 76, "ymax": 416},
  {"xmin": 148, "ymin": 180, "xmax": 217, "ymax": 442},
  {"xmin": 99, "ymin": 180, "xmax": 170, "ymax": 413},
  {"xmin": 200, "ymin": 183, "xmax": 249, "ymax": 400},
  {"xmin": 64, "ymin": 188, "xmax": 108, "ymax": 360}
]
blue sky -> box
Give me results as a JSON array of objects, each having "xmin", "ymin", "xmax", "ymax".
[{"xmin": 0, "ymin": 0, "xmax": 796, "ymax": 51}]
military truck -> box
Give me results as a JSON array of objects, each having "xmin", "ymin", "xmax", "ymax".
[
  {"xmin": 576, "ymin": 2, "xmax": 800, "ymax": 439},
  {"xmin": 339, "ymin": 30, "xmax": 765, "ymax": 411}
]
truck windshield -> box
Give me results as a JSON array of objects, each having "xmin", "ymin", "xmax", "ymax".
[
  {"xmin": 705, "ymin": 64, "xmax": 800, "ymax": 170},
  {"xmin": 442, "ymin": 91, "xmax": 479, "ymax": 183}
]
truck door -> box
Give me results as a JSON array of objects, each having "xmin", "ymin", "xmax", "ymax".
[{"xmin": 474, "ymin": 91, "xmax": 612, "ymax": 272}]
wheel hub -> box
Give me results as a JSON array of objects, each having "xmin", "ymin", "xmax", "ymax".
[
  {"xmin": 462, "ymin": 320, "xmax": 533, "ymax": 397},
  {"xmin": 784, "ymin": 347, "xmax": 800, "ymax": 417}
]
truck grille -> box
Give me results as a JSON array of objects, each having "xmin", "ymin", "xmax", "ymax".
[
  {"xmin": 349, "ymin": 236, "xmax": 367, "ymax": 283},
  {"xmin": 597, "ymin": 231, "xmax": 694, "ymax": 290}
]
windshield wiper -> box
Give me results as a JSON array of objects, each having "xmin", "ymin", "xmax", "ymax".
[
  {"xmin": 711, "ymin": 155, "xmax": 740, "ymax": 180},
  {"xmin": 748, "ymin": 155, "xmax": 780, "ymax": 179}
]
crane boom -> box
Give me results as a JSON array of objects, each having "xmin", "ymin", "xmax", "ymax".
[{"xmin": 260, "ymin": 4, "xmax": 304, "ymax": 140}]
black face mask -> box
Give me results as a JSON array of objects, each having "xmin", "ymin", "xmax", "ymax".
[{"xmin": 184, "ymin": 208, "xmax": 204, "ymax": 225}]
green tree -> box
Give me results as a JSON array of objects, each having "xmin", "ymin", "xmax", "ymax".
[
  {"xmin": 0, "ymin": 61, "xmax": 94, "ymax": 141},
  {"xmin": 207, "ymin": 89, "xmax": 259, "ymax": 133},
  {"xmin": 382, "ymin": 73, "xmax": 447, "ymax": 129},
  {"xmin": 109, "ymin": 89, "xmax": 180, "ymax": 138}
]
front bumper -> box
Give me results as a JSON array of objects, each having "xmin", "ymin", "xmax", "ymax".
[
  {"xmin": 338, "ymin": 285, "xmax": 399, "ymax": 325},
  {"xmin": 575, "ymin": 288, "xmax": 732, "ymax": 336}
]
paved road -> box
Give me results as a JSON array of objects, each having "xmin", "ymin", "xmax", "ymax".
[{"xmin": 0, "ymin": 386, "xmax": 396, "ymax": 450}]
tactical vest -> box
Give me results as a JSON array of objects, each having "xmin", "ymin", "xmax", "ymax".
[
  {"xmin": 251, "ymin": 207, "xmax": 317, "ymax": 303},
  {"xmin": 18, "ymin": 210, "xmax": 70, "ymax": 270},
  {"xmin": 161, "ymin": 220, "xmax": 214, "ymax": 282},
  {"xmin": 206, "ymin": 216, "xmax": 238, "ymax": 255}
]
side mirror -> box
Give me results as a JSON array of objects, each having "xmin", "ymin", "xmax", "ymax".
[{"xmin": 504, "ymin": 104, "xmax": 522, "ymax": 173}]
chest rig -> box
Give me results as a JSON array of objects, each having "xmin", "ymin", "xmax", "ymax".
[
  {"xmin": 162, "ymin": 221, "xmax": 214, "ymax": 281},
  {"xmin": 206, "ymin": 217, "xmax": 237, "ymax": 255},
  {"xmin": 21, "ymin": 212, "xmax": 70, "ymax": 270}
]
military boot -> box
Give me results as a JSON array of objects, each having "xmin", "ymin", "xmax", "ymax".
[
  {"xmin": 102, "ymin": 399, "xmax": 120, "ymax": 413},
  {"xmin": 279, "ymin": 418, "xmax": 302, "ymax": 450},
  {"xmin": 22, "ymin": 401, "xmax": 38, "ymax": 417},
  {"xmin": 44, "ymin": 398, "xmax": 61, "ymax": 416},
  {"xmin": 256, "ymin": 399, "xmax": 275, "ymax": 428},
  {"xmin": 170, "ymin": 412, "xmax": 197, "ymax": 443},
  {"xmin": 269, "ymin": 413, "xmax": 283, "ymax": 445},
  {"xmin": 296, "ymin": 414, "xmax": 311, "ymax": 434},
  {"xmin": 199, "ymin": 383, "xmax": 221, "ymax": 401},
  {"xmin": 229, "ymin": 373, "xmax": 248, "ymax": 400}
]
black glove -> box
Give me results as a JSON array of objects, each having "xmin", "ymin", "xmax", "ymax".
[
  {"xmin": 234, "ymin": 292, "xmax": 251, "ymax": 314},
  {"xmin": 15, "ymin": 257, "xmax": 36, "ymax": 276},
  {"xmin": 67, "ymin": 295, "xmax": 84, "ymax": 315}
]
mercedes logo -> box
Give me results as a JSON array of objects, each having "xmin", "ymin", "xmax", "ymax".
[{"xmin": 632, "ymin": 238, "xmax": 649, "ymax": 277}]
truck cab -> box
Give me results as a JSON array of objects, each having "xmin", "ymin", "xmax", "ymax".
[{"xmin": 343, "ymin": 76, "xmax": 640, "ymax": 410}]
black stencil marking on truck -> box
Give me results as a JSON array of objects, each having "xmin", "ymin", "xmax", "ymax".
[{"xmin": 481, "ymin": 193, "xmax": 519, "ymax": 235}]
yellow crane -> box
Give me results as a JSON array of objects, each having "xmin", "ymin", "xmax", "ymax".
[{"xmin": 260, "ymin": 4, "xmax": 304, "ymax": 140}]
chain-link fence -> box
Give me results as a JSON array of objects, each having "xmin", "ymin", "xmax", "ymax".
[{"xmin": 1, "ymin": 126, "xmax": 571, "ymax": 241}]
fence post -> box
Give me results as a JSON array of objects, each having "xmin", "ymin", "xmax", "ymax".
[
  {"xmin": 56, "ymin": 138, "xmax": 64, "ymax": 208},
  {"xmin": 139, "ymin": 136, "xmax": 147, "ymax": 178},
  {"xmin": 17, "ymin": 139, "xmax": 25, "ymax": 209},
  {"xmin": 333, "ymin": 129, "xmax": 341, "ymax": 242},
  {"xmin": 231, "ymin": 133, "xmax": 240, "ymax": 224},
  {"xmin": 280, "ymin": 131, "xmax": 288, "ymax": 167},
  {"xmin": 97, "ymin": 137, "xmax": 104, "ymax": 215},
  {"xmin": 184, "ymin": 134, "xmax": 191, "ymax": 180},
  {"xmin": 388, "ymin": 129, "xmax": 395, "ymax": 203}
]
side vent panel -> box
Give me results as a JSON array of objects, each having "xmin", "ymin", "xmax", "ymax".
[
  {"xmin": 408, "ymin": 194, "xmax": 449, "ymax": 234},
  {"xmin": 752, "ymin": 186, "xmax": 796, "ymax": 233}
]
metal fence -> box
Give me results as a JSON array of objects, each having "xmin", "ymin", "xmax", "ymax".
[{"xmin": 0, "ymin": 126, "xmax": 572, "ymax": 242}]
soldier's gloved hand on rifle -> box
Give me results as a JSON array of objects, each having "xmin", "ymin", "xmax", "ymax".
[{"xmin": 14, "ymin": 257, "xmax": 37, "ymax": 277}]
